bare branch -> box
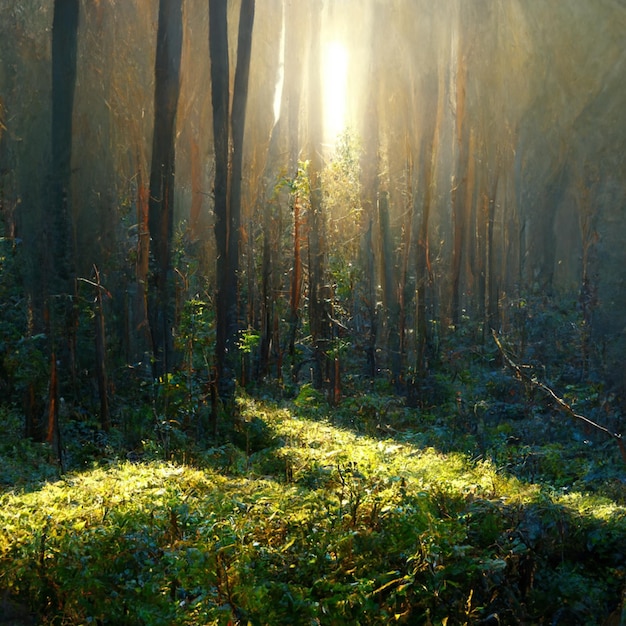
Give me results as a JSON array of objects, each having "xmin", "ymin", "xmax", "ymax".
[{"xmin": 492, "ymin": 330, "xmax": 626, "ymax": 464}]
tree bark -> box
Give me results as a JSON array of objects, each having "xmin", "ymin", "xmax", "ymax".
[
  {"xmin": 92, "ymin": 266, "xmax": 110, "ymax": 432},
  {"xmin": 210, "ymin": 0, "xmax": 255, "ymax": 401},
  {"xmin": 147, "ymin": 0, "xmax": 183, "ymax": 379},
  {"xmin": 31, "ymin": 0, "xmax": 79, "ymax": 443},
  {"xmin": 306, "ymin": 5, "xmax": 328, "ymax": 389},
  {"xmin": 50, "ymin": 0, "xmax": 79, "ymax": 294},
  {"xmin": 209, "ymin": 0, "xmax": 230, "ymax": 398},
  {"xmin": 378, "ymin": 190, "xmax": 400, "ymax": 382}
]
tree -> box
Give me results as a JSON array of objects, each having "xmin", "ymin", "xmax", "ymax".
[
  {"xmin": 147, "ymin": 0, "xmax": 183, "ymax": 380},
  {"xmin": 50, "ymin": 0, "xmax": 79, "ymax": 296},
  {"xmin": 210, "ymin": 0, "xmax": 256, "ymax": 402},
  {"xmin": 30, "ymin": 0, "xmax": 80, "ymax": 445},
  {"xmin": 306, "ymin": 4, "xmax": 329, "ymax": 390}
]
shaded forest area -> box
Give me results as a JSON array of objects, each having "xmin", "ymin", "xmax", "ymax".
[{"xmin": 1, "ymin": 1, "xmax": 626, "ymax": 624}]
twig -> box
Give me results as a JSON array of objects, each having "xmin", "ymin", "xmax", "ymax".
[{"xmin": 492, "ymin": 330, "xmax": 626, "ymax": 464}]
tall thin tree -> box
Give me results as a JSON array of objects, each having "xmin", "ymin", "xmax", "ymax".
[
  {"xmin": 210, "ymin": 0, "xmax": 256, "ymax": 402},
  {"xmin": 32, "ymin": 0, "xmax": 80, "ymax": 446},
  {"xmin": 50, "ymin": 0, "xmax": 79, "ymax": 295},
  {"xmin": 306, "ymin": 4, "xmax": 329, "ymax": 389},
  {"xmin": 147, "ymin": 0, "xmax": 183, "ymax": 379}
]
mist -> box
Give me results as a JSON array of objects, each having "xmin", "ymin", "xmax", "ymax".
[{"xmin": 0, "ymin": 0, "xmax": 624, "ymax": 389}]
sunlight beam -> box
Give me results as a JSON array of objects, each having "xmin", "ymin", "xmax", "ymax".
[{"xmin": 323, "ymin": 40, "xmax": 348, "ymax": 146}]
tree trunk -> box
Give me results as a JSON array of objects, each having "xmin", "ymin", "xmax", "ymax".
[
  {"xmin": 306, "ymin": 6, "xmax": 328, "ymax": 389},
  {"xmin": 50, "ymin": 0, "xmax": 79, "ymax": 294},
  {"xmin": 398, "ymin": 149, "xmax": 414, "ymax": 377},
  {"xmin": 92, "ymin": 265, "xmax": 110, "ymax": 432},
  {"xmin": 378, "ymin": 190, "xmax": 400, "ymax": 382},
  {"xmin": 147, "ymin": 0, "xmax": 183, "ymax": 379},
  {"xmin": 30, "ymin": 0, "xmax": 79, "ymax": 443},
  {"xmin": 486, "ymin": 165, "xmax": 500, "ymax": 331},
  {"xmin": 210, "ymin": 0, "xmax": 255, "ymax": 402},
  {"xmin": 288, "ymin": 193, "xmax": 303, "ymax": 379},
  {"xmin": 209, "ymin": 0, "xmax": 230, "ymax": 400},
  {"xmin": 451, "ymin": 60, "xmax": 468, "ymax": 326},
  {"xmin": 415, "ymin": 102, "xmax": 439, "ymax": 375}
]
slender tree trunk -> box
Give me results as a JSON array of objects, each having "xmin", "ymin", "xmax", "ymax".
[
  {"xmin": 45, "ymin": 348, "xmax": 63, "ymax": 470},
  {"xmin": 229, "ymin": 0, "xmax": 255, "ymax": 393},
  {"xmin": 364, "ymin": 218, "xmax": 378, "ymax": 378},
  {"xmin": 147, "ymin": 0, "xmax": 183, "ymax": 379},
  {"xmin": 360, "ymin": 25, "xmax": 381, "ymax": 380},
  {"xmin": 210, "ymin": 0, "xmax": 255, "ymax": 402},
  {"xmin": 209, "ymin": 0, "xmax": 230, "ymax": 400},
  {"xmin": 378, "ymin": 190, "xmax": 400, "ymax": 382},
  {"xmin": 451, "ymin": 54, "xmax": 468, "ymax": 327},
  {"xmin": 32, "ymin": 0, "xmax": 79, "ymax": 443},
  {"xmin": 135, "ymin": 162, "xmax": 152, "ymax": 358},
  {"xmin": 92, "ymin": 265, "xmax": 110, "ymax": 432},
  {"xmin": 307, "ymin": 5, "xmax": 328, "ymax": 388},
  {"xmin": 463, "ymin": 129, "xmax": 477, "ymax": 313},
  {"xmin": 416, "ymin": 122, "xmax": 438, "ymax": 375},
  {"xmin": 288, "ymin": 194, "xmax": 303, "ymax": 379},
  {"xmin": 259, "ymin": 211, "xmax": 272, "ymax": 376},
  {"xmin": 398, "ymin": 149, "xmax": 414, "ymax": 376},
  {"xmin": 51, "ymin": 0, "xmax": 79, "ymax": 294},
  {"xmin": 486, "ymin": 165, "xmax": 500, "ymax": 331}
]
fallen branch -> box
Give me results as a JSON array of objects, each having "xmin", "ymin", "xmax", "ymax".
[{"xmin": 492, "ymin": 329, "xmax": 626, "ymax": 464}]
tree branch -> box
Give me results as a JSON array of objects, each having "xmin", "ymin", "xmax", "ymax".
[{"xmin": 492, "ymin": 330, "xmax": 626, "ymax": 464}]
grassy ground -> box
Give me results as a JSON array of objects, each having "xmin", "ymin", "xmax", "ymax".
[{"xmin": 0, "ymin": 391, "xmax": 625, "ymax": 625}]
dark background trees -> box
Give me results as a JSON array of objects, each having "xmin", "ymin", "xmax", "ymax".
[{"xmin": 0, "ymin": 0, "xmax": 625, "ymax": 432}]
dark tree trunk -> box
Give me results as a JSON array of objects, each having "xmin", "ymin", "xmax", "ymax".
[
  {"xmin": 50, "ymin": 0, "xmax": 79, "ymax": 294},
  {"xmin": 364, "ymin": 218, "xmax": 378, "ymax": 379},
  {"xmin": 228, "ymin": 0, "xmax": 255, "ymax": 393},
  {"xmin": 398, "ymin": 153, "xmax": 414, "ymax": 379},
  {"xmin": 92, "ymin": 266, "xmax": 110, "ymax": 432},
  {"xmin": 378, "ymin": 190, "xmax": 400, "ymax": 382},
  {"xmin": 29, "ymin": 0, "xmax": 80, "ymax": 443},
  {"xmin": 209, "ymin": 0, "xmax": 230, "ymax": 398},
  {"xmin": 451, "ymin": 52, "xmax": 468, "ymax": 327},
  {"xmin": 486, "ymin": 166, "xmax": 500, "ymax": 332},
  {"xmin": 210, "ymin": 0, "xmax": 255, "ymax": 402},
  {"xmin": 288, "ymin": 194, "xmax": 303, "ymax": 379},
  {"xmin": 259, "ymin": 209, "xmax": 272, "ymax": 377},
  {"xmin": 415, "ymin": 131, "xmax": 436, "ymax": 376},
  {"xmin": 147, "ymin": 0, "xmax": 183, "ymax": 379}
]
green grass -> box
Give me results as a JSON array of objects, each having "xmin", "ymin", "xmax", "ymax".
[{"xmin": 0, "ymin": 396, "xmax": 625, "ymax": 625}]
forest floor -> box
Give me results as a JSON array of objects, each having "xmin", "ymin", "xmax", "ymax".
[{"xmin": 1, "ymin": 367, "xmax": 626, "ymax": 625}]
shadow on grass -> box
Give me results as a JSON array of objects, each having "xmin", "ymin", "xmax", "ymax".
[{"xmin": 1, "ymin": 386, "xmax": 625, "ymax": 625}]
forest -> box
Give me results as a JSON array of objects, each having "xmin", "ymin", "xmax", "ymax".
[{"xmin": 0, "ymin": 0, "xmax": 625, "ymax": 624}]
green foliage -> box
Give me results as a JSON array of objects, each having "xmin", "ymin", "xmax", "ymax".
[
  {"xmin": 1, "ymin": 396, "xmax": 624, "ymax": 625},
  {"xmin": 238, "ymin": 327, "xmax": 260, "ymax": 355},
  {"xmin": 289, "ymin": 160, "xmax": 311, "ymax": 199},
  {"xmin": 321, "ymin": 128, "xmax": 362, "ymax": 227}
]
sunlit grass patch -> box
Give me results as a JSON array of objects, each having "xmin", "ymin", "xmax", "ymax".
[{"xmin": 0, "ymin": 397, "xmax": 624, "ymax": 624}]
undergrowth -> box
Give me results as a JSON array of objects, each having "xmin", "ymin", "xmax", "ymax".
[{"xmin": 0, "ymin": 394, "xmax": 625, "ymax": 625}]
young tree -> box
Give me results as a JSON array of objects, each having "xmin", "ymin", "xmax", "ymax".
[
  {"xmin": 210, "ymin": 0, "xmax": 256, "ymax": 402},
  {"xmin": 147, "ymin": 0, "xmax": 183, "ymax": 379}
]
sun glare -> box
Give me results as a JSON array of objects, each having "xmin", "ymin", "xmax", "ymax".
[
  {"xmin": 323, "ymin": 41, "xmax": 348, "ymax": 146},
  {"xmin": 272, "ymin": 5, "xmax": 286, "ymax": 125}
]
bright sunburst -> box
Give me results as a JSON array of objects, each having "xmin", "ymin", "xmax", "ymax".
[{"xmin": 323, "ymin": 40, "xmax": 348, "ymax": 146}]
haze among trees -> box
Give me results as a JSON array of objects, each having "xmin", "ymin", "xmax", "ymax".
[{"xmin": 0, "ymin": 1, "xmax": 625, "ymax": 624}]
